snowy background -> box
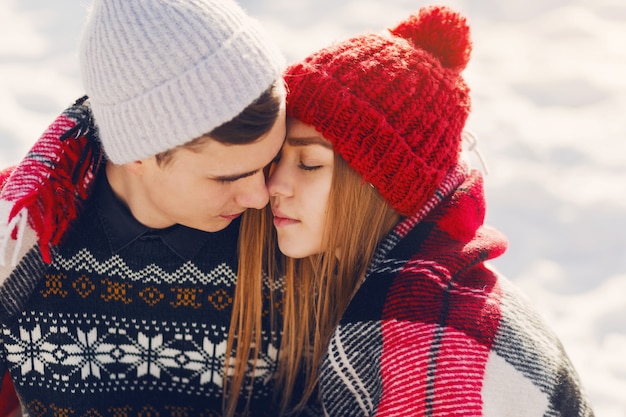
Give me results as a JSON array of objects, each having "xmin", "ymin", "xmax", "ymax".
[{"xmin": 1, "ymin": 0, "xmax": 625, "ymax": 415}]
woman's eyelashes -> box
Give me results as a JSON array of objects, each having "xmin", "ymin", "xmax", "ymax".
[
  {"xmin": 270, "ymin": 148, "xmax": 326, "ymax": 172},
  {"xmin": 298, "ymin": 161, "xmax": 322, "ymax": 171}
]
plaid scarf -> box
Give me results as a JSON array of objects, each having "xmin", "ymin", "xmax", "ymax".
[
  {"xmin": 317, "ymin": 167, "xmax": 594, "ymax": 416},
  {"xmin": 0, "ymin": 97, "xmax": 103, "ymax": 267}
]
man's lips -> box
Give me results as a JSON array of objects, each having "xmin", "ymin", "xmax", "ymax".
[{"xmin": 221, "ymin": 212, "xmax": 243, "ymax": 220}]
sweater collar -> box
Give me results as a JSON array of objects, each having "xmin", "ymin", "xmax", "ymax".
[{"xmin": 95, "ymin": 170, "xmax": 212, "ymax": 261}]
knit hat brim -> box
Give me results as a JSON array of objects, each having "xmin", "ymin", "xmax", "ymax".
[{"xmin": 287, "ymin": 63, "xmax": 446, "ymax": 216}]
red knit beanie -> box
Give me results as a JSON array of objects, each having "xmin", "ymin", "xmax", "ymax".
[{"xmin": 284, "ymin": 5, "xmax": 472, "ymax": 216}]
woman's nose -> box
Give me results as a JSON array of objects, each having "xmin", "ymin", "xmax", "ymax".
[{"xmin": 267, "ymin": 162, "xmax": 291, "ymax": 198}]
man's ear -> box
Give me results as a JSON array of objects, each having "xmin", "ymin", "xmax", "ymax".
[{"xmin": 122, "ymin": 158, "xmax": 148, "ymax": 176}]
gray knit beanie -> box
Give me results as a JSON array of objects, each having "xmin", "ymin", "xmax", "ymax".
[{"xmin": 79, "ymin": 0, "xmax": 285, "ymax": 164}]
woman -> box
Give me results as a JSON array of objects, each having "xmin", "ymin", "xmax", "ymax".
[{"xmin": 240, "ymin": 5, "xmax": 595, "ymax": 416}]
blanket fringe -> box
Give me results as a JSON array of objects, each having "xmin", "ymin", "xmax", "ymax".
[
  {"xmin": 0, "ymin": 96, "xmax": 102, "ymax": 266},
  {"xmin": 0, "ymin": 203, "xmax": 27, "ymax": 267}
]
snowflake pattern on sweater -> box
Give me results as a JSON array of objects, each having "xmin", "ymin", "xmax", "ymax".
[{"xmin": 1, "ymin": 182, "xmax": 280, "ymax": 416}]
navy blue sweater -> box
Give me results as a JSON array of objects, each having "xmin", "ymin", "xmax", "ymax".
[{"xmin": 0, "ymin": 169, "xmax": 280, "ymax": 416}]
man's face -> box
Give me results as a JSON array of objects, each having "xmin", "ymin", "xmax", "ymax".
[{"xmin": 131, "ymin": 106, "xmax": 286, "ymax": 232}]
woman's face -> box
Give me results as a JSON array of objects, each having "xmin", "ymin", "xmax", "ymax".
[{"xmin": 267, "ymin": 118, "xmax": 334, "ymax": 259}]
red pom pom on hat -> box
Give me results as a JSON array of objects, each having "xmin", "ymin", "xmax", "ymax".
[{"xmin": 390, "ymin": 5, "xmax": 471, "ymax": 72}]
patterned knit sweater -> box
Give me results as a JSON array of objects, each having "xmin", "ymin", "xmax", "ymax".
[
  {"xmin": 0, "ymin": 100, "xmax": 281, "ymax": 416},
  {"xmin": 317, "ymin": 166, "xmax": 595, "ymax": 417}
]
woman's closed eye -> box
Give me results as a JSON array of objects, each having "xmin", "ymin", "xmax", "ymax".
[{"xmin": 298, "ymin": 161, "xmax": 323, "ymax": 171}]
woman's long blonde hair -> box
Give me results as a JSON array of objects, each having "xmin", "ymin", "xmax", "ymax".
[{"xmin": 228, "ymin": 153, "xmax": 400, "ymax": 415}]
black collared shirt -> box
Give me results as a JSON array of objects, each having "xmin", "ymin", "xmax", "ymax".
[{"xmin": 94, "ymin": 171, "xmax": 213, "ymax": 261}]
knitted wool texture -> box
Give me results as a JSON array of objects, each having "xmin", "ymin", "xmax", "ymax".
[
  {"xmin": 284, "ymin": 6, "xmax": 472, "ymax": 216},
  {"xmin": 80, "ymin": 0, "xmax": 285, "ymax": 164}
]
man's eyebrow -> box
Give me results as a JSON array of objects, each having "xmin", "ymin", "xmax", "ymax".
[
  {"xmin": 286, "ymin": 136, "xmax": 333, "ymax": 149},
  {"xmin": 213, "ymin": 169, "xmax": 259, "ymax": 182}
]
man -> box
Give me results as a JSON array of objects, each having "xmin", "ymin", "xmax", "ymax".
[{"xmin": 0, "ymin": 0, "xmax": 286, "ymax": 415}]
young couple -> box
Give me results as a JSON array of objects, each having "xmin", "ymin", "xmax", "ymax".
[{"xmin": 0, "ymin": 0, "xmax": 594, "ymax": 416}]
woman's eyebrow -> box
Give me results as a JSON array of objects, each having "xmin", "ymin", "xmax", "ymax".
[{"xmin": 286, "ymin": 136, "xmax": 333, "ymax": 149}]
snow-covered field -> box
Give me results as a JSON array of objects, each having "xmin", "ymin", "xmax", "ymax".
[{"xmin": 1, "ymin": 0, "xmax": 624, "ymax": 415}]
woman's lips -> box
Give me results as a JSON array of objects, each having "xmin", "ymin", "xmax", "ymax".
[{"xmin": 272, "ymin": 209, "xmax": 299, "ymax": 227}]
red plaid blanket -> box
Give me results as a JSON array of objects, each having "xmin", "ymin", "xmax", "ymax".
[{"xmin": 317, "ymin": 167, "xmax": 594, "ymax": 416}]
